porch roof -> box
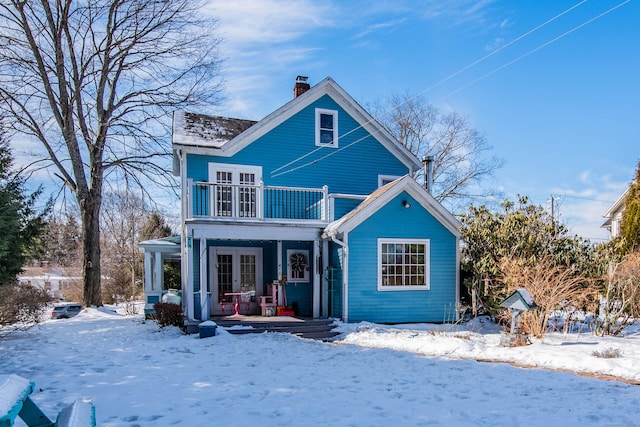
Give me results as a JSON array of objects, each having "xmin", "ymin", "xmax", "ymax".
[{"xmin": 139, "ymin": 236, "xmax": 181, "ymax": 254}]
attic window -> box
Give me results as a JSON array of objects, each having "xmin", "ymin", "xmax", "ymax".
[{"xmin": 315, "ymin": 108, "xmax": 338, "ymax": 148}]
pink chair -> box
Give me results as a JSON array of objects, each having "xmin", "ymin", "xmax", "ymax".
[{"xmin": 259, "ymin": 281, "xmax": 278, "ymax": 316}]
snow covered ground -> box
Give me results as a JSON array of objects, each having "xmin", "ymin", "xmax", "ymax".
[{"xmin": 1, "ymin": 307, "xmax": 640, "ymax": 426}]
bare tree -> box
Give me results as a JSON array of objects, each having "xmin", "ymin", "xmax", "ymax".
[
  {"xmin": 597, "ymin": 249, "xmax": 640, "ymax": 336},
  {"xmin": 0, "ymin": 0, "xmax": 223, "ymax": 306},
  {"xmin": 101, "ymin": 190, "xmax": 148, "ymax": 302},
  {"xmin": 373, "ymin": 93, "xmax": 503, "ymax": 211}
]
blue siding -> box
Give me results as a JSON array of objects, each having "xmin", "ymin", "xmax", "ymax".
[
  {"xmin": 346, "ymin": 192, "xmax": 457, "ymax": 323},
  {"xmin": 328, "ymin": 242, "xmax": 344, "ymax": 318},
  {"xmin": 282, "ymin": 242, "xmax": 314, "ymax": 317},
  {"xmin": 186, "ymin": 95, "xmax": 409, "ymax": 199}
]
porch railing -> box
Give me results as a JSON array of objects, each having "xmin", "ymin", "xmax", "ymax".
[{"xmin": 190, "ymin": 181, "xmax": 329, "ymax": 221}]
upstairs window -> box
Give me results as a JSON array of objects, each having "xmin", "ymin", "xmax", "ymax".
[{"xmin": 316, "ymin": 108, "xmax": 338, "ymax": 148}]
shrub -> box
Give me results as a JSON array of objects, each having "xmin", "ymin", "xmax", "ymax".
[
  {"xmin": 153, "ymin": 302, "xmax": 183, "ymax": 329},
  {"xmin": 0, "ymin": 283, "xmax": 51, "ymax": 333},
  {"xmin": 592, "ymin": 347, "xmax": 621, "ymax": 359},
  {"xmin": 498, "ymin": 256, "xmax": 596, "ymax": 338}
]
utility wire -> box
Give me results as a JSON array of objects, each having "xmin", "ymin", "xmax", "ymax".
[
  {"xmin": 270, "ymin": 0, "xmax": 629, "ymax": 178},
  {"xmin": 418, "ymin": 0, "xmax": 589, "ymax": 97},
  {"xmin": 440, "ymin": 0, "xmax": 631, "ymax": 100}
]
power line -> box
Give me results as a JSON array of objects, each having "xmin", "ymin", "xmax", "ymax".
[
  {"xmin": 439, "ymin": 0, "xmax": 632, "ymax": 100},
  {"xmin": 270, "ymin": 0, "xmax": 630, "ymax": 178},
  {"xmin": 418, "ymin": 0, "xmax": 589, "ymax": 97}
]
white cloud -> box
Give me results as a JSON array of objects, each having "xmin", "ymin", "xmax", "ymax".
[
  {"xmin": 549, "ymin": 173, "xmax": 629, "ymax": 242},
  {"xmin": 207, "ymin": 0, "xmax": 336, "ymax": 48}
]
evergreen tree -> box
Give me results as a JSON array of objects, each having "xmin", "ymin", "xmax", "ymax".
[
  {"xmin": 460, "ymin": 196, "xmax": 602, "ymax": 314},
  {"xmin": 0, "ymin": 133, "xmax": 48, "ymax": 285},
  {"xmin": 618, "ymin": 162, "xmax": 640, "ymax": 256},
  {"xmin": 139, "ymin": 213, "xmax": 173, "ymax": 241}
]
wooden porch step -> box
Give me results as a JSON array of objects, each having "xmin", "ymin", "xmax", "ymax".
[{"xmin": 213, "ymin": 317, "xmax": 340, "ymax": 341}]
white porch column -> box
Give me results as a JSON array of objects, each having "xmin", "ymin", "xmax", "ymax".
[
  {"xmin": 144, "ymin": 251, "xmax": 153, "ymax": 292},
  {"xmin": 199, "ymin": 238, "xmax": 210, "ymax": 320},
  {"xmin": 154, "ymin": 252, "xmax": 163, "ymax": 293},
  {"xmin": 185, "ymin": 234, "xmax": 194, "ymax": 320},
  {"xmin": 277, "ymin": 240, "xmax": 283, "ymax": 306},
  {"xmin": 321, "ymin": 239, "xmax": 329, "ymax": 318},
  {"xmin": 313, "ymin": 239, "xmax": 321, "ymax": 318}
]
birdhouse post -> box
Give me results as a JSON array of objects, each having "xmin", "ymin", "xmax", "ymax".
[{"xmin": 499, "ymin": 288, "xmax": 536, "ymax": 347}]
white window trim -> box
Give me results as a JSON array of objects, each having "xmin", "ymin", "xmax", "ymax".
[
  {"xmin": 377, "ymin": 238, "xmax": 430, "ymax": 291},
  {"xmin": 287, "ymin": 249, "xmax": 310, "ymax": 283},
  {"xmin": 378, "ymin": 175, "xmax": 401, "ymax": 188},
  {"xmin": 207, "ymin": 162, "xmax": 263, "ymax": 218},
  {"xmin": 315, "ymin": 108, "xmax": 338, "ymax": 148}
]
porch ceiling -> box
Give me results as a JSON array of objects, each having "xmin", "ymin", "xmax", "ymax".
[{"xmin": 186, "ymin": 219, "xmax": 325, "ymax": 241}]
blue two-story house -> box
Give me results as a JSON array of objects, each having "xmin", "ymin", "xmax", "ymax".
[{"xmin": 142, "ymin": 76, "xmax": 461, "ymax": 324}]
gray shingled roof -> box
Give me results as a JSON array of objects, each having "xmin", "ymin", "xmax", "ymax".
[{"xmin": 173, "ymin": 111, "xmax": 257, "ymax": 148}]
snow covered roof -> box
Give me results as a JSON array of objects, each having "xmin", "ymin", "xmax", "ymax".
[
  {"xmin": 173, "ymin": 111, "xmax": 257, "ymax": 148},
  {"xmin": 172, "ymin": 77, "xmax": 422, "ymax": 172},
  {"xmin": 138, "ymin": 235, "xmax": 181, "ymax": 253}
]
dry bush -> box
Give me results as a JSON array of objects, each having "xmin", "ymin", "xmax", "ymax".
[
  {"xmin": 592, "ymin": 347, "xmax": 621, "ymax": 359},
  {"xmin": 598, "ymin": 250, "xmax": 640, "ymax": 336},
  {"xmin": 153, "ymin": 302, "xmax": 183, "ymax": 329},
  {"xmin": 102, "ymin": 266, "xmax": 140, "ymax": 305},
  {"xmin": 0, "ymin": 283, "xmax": 51, "ymax": 334},
  {"xmin": 499, "ymin": 257, "xmax": 596, "ymax": 338},
  {"xmin": 61, "ymin": 279, "xmax": 84, "ymax": 303}
]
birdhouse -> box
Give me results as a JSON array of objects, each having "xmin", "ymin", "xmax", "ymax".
[
  {"xmin": 500, "ymin": 288, "xmax": 536, "ymax": 312},
  {"xmin": 499, "ymin": 288, "xmax": 536, "ymax": 347}
]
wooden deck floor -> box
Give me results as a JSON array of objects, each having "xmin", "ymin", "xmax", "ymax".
[{"xmin": 211, "ymin": 316, "xmax": 340, "ymax": 341}]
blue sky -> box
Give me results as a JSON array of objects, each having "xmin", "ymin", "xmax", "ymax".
[{"xmin": 204, "ymin": 0, "xmax": 640, "ymax": 241}]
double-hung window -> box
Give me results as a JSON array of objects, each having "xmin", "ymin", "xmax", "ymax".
[
  {"xmin": 378, "ymin": 238, "xmax": 430, "ymax": 291},
  {"xmin": 315, "ymin": 108, "xmax": 338, "ymax": 148}
]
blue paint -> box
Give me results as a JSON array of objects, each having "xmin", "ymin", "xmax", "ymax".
[{"xmin": 345, "ymin": 192, "xmax": 457, "ymax": 323}]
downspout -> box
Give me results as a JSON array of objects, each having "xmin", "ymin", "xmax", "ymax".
[{"xmin": 330, "ymin": 234, "xmax": 348, "ymax": 323}]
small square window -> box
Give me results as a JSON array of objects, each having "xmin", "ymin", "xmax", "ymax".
[{"xmin": 315, "ymin": 109, "xmax": 338, "ymax": 148}]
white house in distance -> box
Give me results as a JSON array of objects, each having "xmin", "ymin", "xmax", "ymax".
[
  {"xmin": 18, "ymin": 266, "xmax": 82, "ymax": 301},
  {"xmin": 602, "ymin": 188, "xmax": 629, "ymax": 239}
]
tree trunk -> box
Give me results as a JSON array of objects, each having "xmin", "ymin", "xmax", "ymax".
[{"xmin": 80, "ymin": 187, "xmax": 103, "ymax": 307}]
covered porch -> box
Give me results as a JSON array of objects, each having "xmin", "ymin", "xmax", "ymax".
[
  {"xmin": 139, "ymin": 236, "xmax": 182, "ymax": 315},
  {"xmin": 183, "ymin": 225, "xmax": 331, "ymax": 321}
]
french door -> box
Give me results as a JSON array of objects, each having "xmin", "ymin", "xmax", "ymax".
[
  {"xmin": 208, "ymin": 163, "xmax": 262, "ymax": 218},
  {"xmin": 210, "ymin": 247, "xmax": 263, "ymax": 315}
]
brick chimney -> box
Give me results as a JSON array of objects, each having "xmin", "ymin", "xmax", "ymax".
[{"xmin": 293, "ymin": 75, "xmax": 310, "ymax": 98}]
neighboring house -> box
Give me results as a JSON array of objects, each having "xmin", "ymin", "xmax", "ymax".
[
  {"xmin": 18, "ymin": 266, "xmax": 83, "ymax": 301},
  {"xmin": 602, "ymin": 188, "xmax": 629, "ymax": 239},
  {"xmin": 141, "ymin": 76, "xmax": 461, "ymax": 323}
]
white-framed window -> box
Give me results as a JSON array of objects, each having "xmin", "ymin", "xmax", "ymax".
[
  {"xmin": 207, "ymin": 163, "xmax": 262, "ymax": 218},
  {"xmin": 378, "ymin": 175, "xmax": 401, "ymax": 187},
  {"xmin": 287, "ymin": 249, "xmax": 310, "ymax": 283},
  {"xmin": 315, "ymin": 108, "xmax": 338, "ymax": 148},
  {"xmin": 378, "ymin": 238, "xmax": 430, "ymax": 291}
]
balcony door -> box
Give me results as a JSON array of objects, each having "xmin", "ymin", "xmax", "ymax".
[
  {"xmin": 208, "ymin": 163, "xmax": 262, "ymax": 218},
  {"xmin": 210, "ymin": 247, "xmax": 263, "ymax": 315}
]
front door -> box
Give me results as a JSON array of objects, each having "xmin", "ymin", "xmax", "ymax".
[{"xmin": 210, "ymin": 247, "xmax": 263, "ymax": 315}]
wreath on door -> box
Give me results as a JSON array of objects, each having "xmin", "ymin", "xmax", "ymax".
[{"xmin": 289, "ymin": 252, "xmax": 308, "ymax": 279}]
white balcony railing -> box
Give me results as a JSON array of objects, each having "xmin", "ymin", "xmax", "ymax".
[{"xmin": 190, "ymin": 181, "xmax": 329, "ymax": 221}]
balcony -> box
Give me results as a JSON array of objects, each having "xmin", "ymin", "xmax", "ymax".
[{"xmin": 189, "ymin": 181, "xmax": 330, "ymax": 222}]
